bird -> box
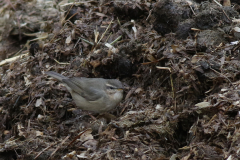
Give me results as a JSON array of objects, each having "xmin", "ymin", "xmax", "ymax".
[{"xmin": 45, "ymin": 71, "xmax": 123, "ymax": 113}]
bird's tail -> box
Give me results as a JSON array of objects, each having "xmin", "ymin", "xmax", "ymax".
[{"xmin": 45, "ymin": 71, "xmax": 67, "ymax": 81}]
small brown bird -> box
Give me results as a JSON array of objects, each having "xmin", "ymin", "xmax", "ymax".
[{"xmin": 45, "ymin": 71, "xmax": 123, "ymax": 113}]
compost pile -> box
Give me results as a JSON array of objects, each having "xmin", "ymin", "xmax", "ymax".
[{"xmin": 1, "ymin": 0, "xmax": 240, "ymax": 159}]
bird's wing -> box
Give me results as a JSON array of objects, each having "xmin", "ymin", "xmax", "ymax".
[{"xmin": 62, "ymin": 78, "xmax": 103, "ymax": 101}]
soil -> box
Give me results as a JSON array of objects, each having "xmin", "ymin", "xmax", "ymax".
[{"xmin": 1, "ymin": 0, "xmax": 240, "ymax": 159}]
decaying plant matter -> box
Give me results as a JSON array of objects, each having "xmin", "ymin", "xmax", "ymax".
[{"xmin": 1, "ymin": 0, "xmax": 240, "ymax": 159}]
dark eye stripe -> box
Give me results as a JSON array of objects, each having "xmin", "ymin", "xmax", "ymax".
[{"xmin": 107, "ymin": 86, "xmax": 115, "ymax": 89}]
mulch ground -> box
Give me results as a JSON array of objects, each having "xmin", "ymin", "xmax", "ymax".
[{"xmin": 1, "ymin": 0, "xmax": 240, "ymax": 159}]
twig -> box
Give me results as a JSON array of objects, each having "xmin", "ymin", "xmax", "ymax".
[
  {"xmin": 117, "ymin": 17, "xmax": 121, "ymax": 26},
  {"xmin": 207, "ymin": 114, "xmax": 217, "ymax": 124},
  {"xmin": 110, "ymin": 36, "xmax": 122, "ymax": 45},
  {"xmin": 213, "ymin": 0, "xmax": 222, "ymax": 7},
  {"xmin": 105, "ymin": 32, "xmax": 112, "ymax": 43},
  {"xmin": 53, "ymin": 59, "xmax": 70, "ymax": 65},
  {"xmin": 80, "ymin": 37, "xmax": 94, "ymax": 46},
  {"xmin": 94, "ymin": 27, "xmax": 99, "ymax": 43},
  {"xmin": 146, "ymin": 9, "xmax": 152, "ymax": 21},
  {"xmin": 74, "ymin": 37, "xmax": 81, "ymax": 48},
  {"xmin": 49, "ymin": 135, "xmax": 70, "ymax": 159},
  {"xmin": 141, "ymin": 57, "xmax": 165, "ymax": 65},
  {"xmin": 210, "ymin": 67, "xmax": 236, "ymax": 88},
  {"xmin": 222, "ymin": 9, "xmax": 231, "ymax": 22},
  {"xmin": 189, "ymin": 5, "xmax": 196, "ymax": 16},
  {"xmin": 0, "ymin": 53, "xmax": 29, "ymax": 66},
  {"xmin": 66, "ymin": 12, "xmax": 78, "ymax": 22},
  {"xmin": 62, "ymin": 3, "xmax": 75, "ymax": 24},
  {"xmin": 34, "ymin": 143, "xmax": 57, "ymax": 159},
  {"xmin": 66, "ymin": 129, "xmax": 91, "ymax": 148},
  {"xmin": 96, "ymin": 19, "xmax": 113, "ymax": 47},
  {"xmin": 156, "ymin": 66, "xmax": 176, "ymax": 111}
]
